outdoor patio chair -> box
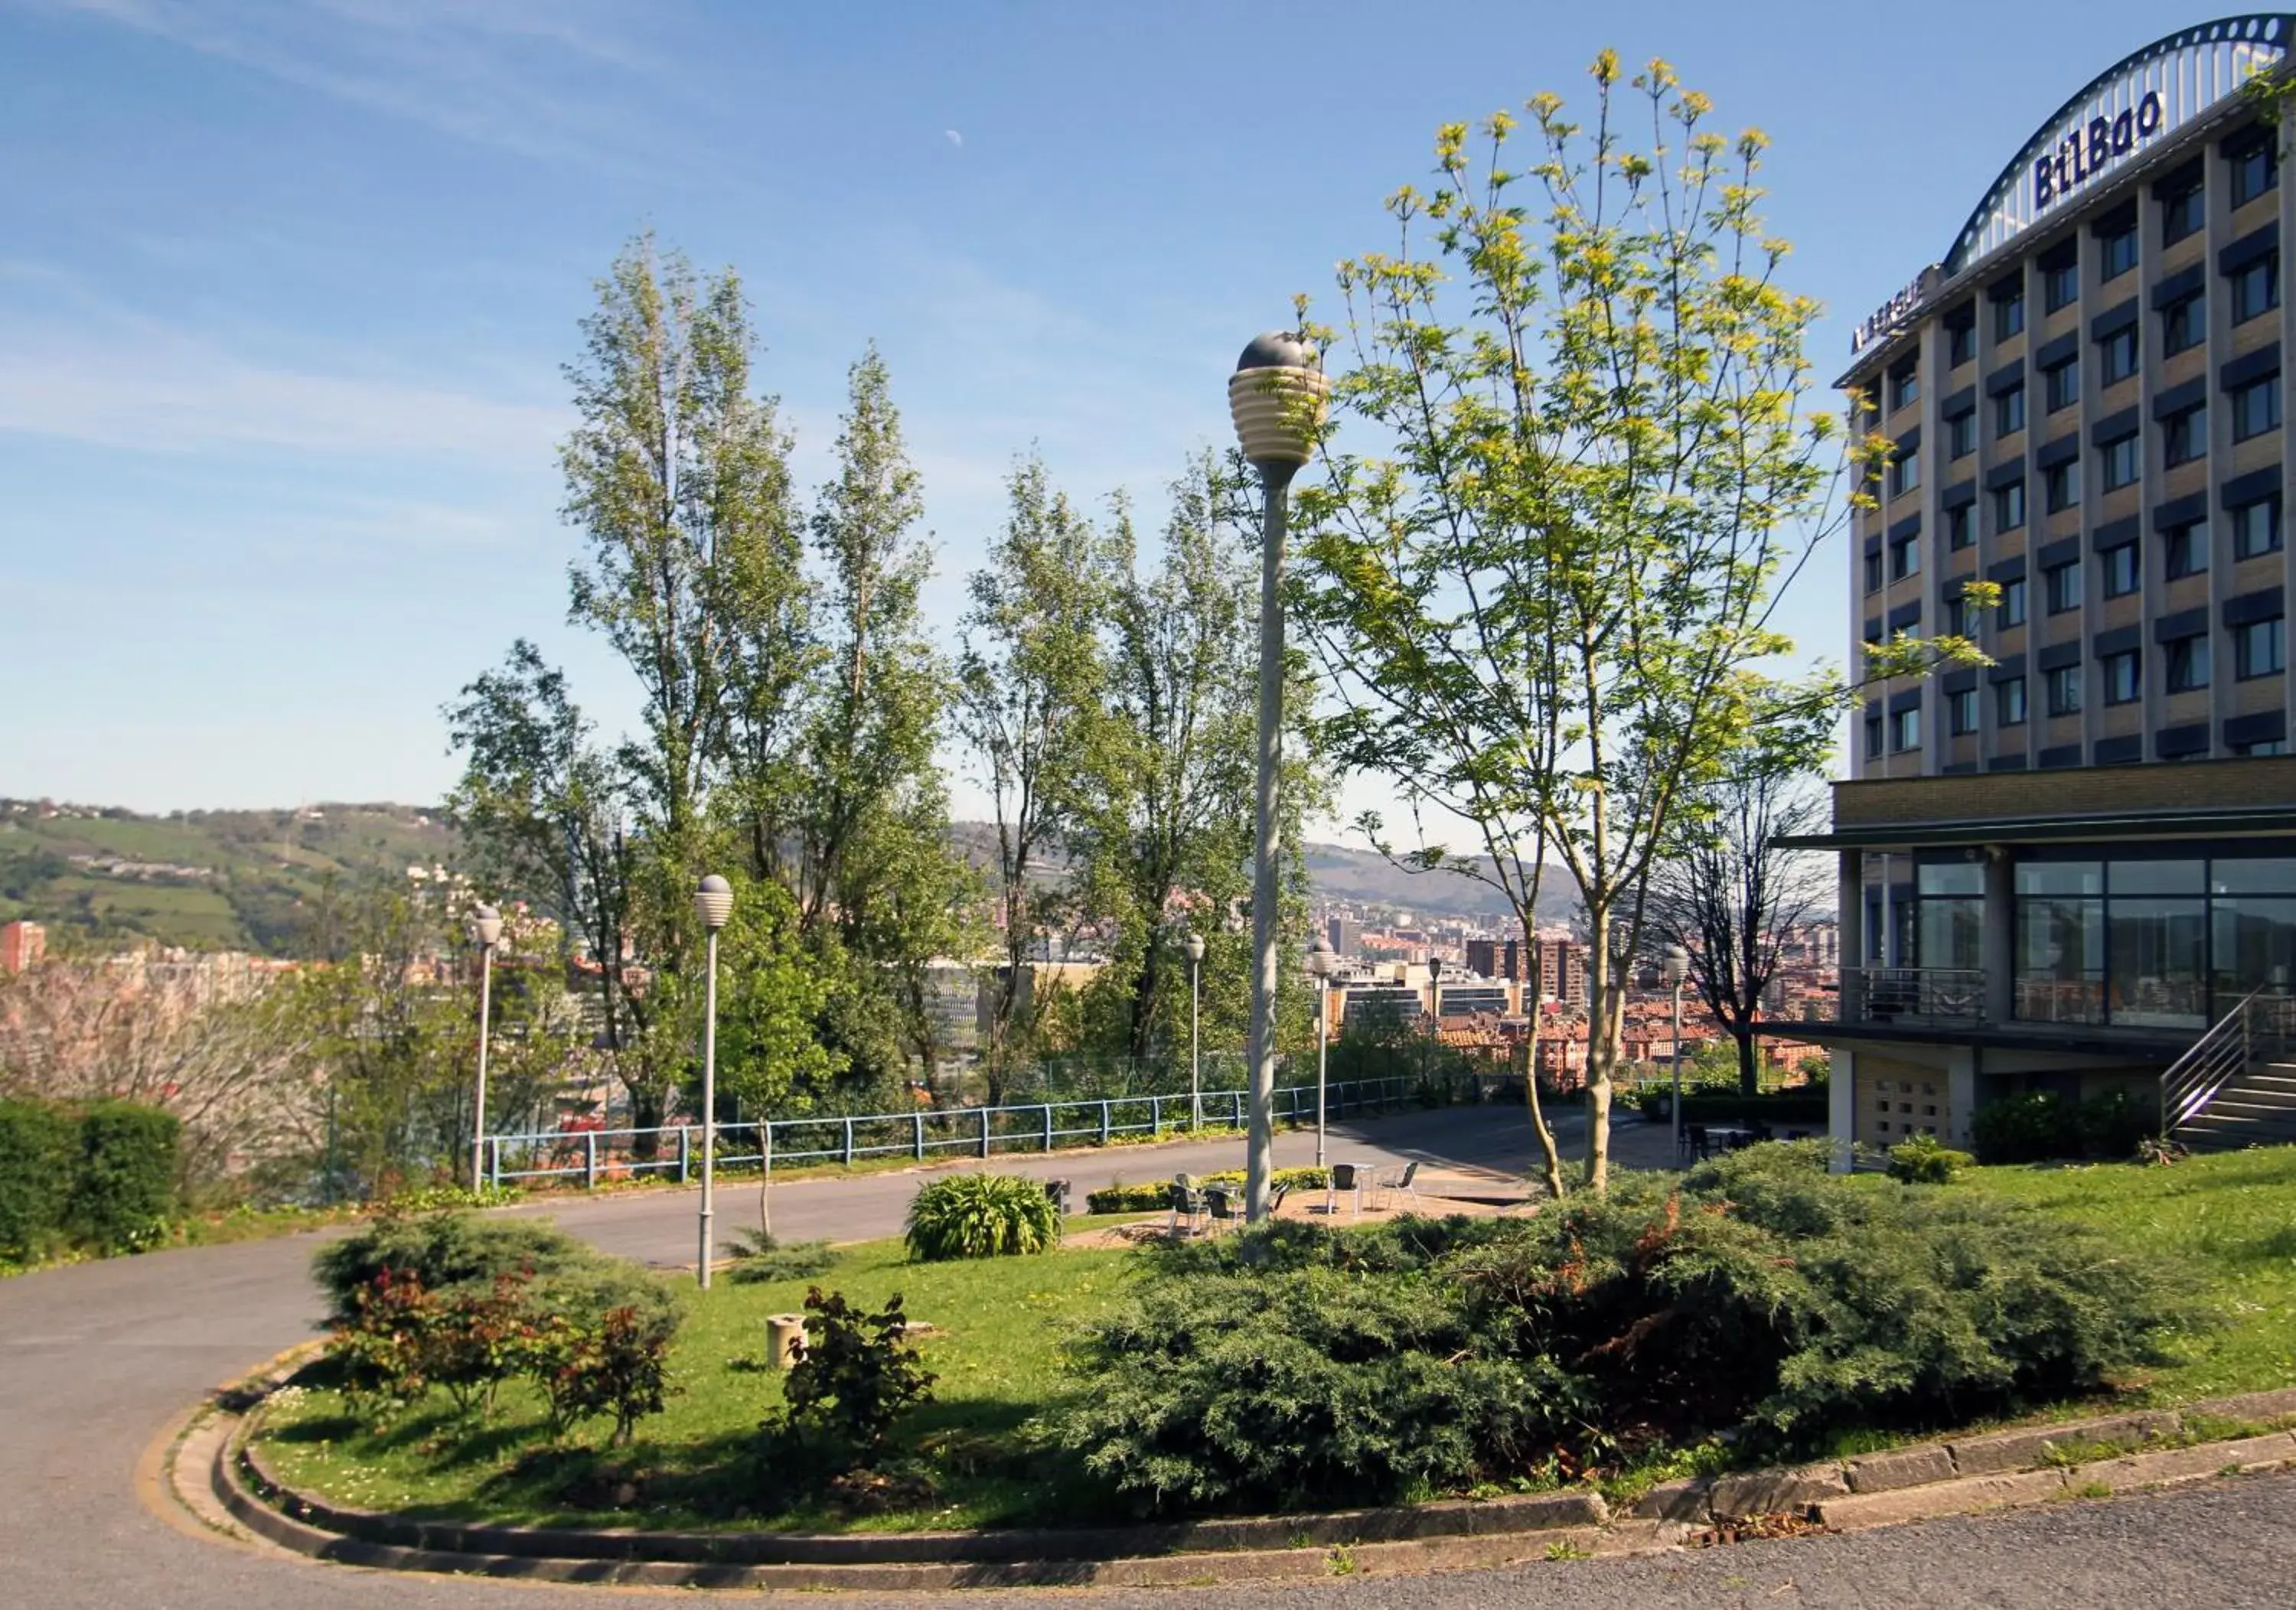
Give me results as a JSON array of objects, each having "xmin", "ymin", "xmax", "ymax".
[
  {"xmin": 1687, "ymin": 1123, "xmax": 1713, "ymax": 1162},
  {"xmin": 1167, "ymin": 1181, "xmax": 1206, "ymax": 1236},
  {"xmin": 1324, "ymin": 1162, "xmax": 1363, "ymax": 1218},
  {"xmin": 1266, "ymin": 1182, "xmax": 1290, "ymax": 1218},
  {"xmin": 1202, "ymin": 1185, "xmax": 1244, "ymax": 1234},
  {"xmin": 1375, "ymin": 1160, "xmax": 1423, "ymax": 1211}
]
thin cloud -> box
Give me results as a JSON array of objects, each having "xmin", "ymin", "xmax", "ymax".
[{"xmin": 944, "ymin": 129, "xmax": 963, "ymax": 147}]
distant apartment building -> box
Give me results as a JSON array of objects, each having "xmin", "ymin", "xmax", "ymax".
[
  {"xmin": 1532, "ymin": 934, "xmax": 1589, "ymax": 1007},
  {"xmin": 1, "ymin": 921, "xmax": 44, "ymax": 973},
  {"xmin": 1326, "ymin": 915, "xmax": 1364, "ymax": 957}
]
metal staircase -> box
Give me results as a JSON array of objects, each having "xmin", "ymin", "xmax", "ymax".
[{"xmin": 2161, "ymin": 991, "xmax": 2296, "ymax": 1152}]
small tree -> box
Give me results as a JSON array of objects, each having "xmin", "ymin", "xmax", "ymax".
[{"xmin": 1649, "ymin": 768, "xmax": 1831, "ymax": 1097}]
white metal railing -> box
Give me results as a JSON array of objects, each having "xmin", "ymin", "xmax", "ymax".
[{"xmin": 480, "ymin": 1073, "xmax": 1437, "ymax": 1190}]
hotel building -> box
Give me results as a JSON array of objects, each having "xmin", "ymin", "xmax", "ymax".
[{"xmin": 1782, "ymin": 15, "xmax": 2296, "ymax": 1155}]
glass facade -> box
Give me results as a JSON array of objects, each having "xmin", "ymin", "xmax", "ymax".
[{"xmin": 1974, "ymin": 851, "xmax": 2296, "ymax": 1028}]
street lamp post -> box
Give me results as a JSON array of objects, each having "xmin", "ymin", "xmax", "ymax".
[
  {"xmin": 693, "ymin": 875, "xmax": 733, "ymax": 1289},
  {"xmin": 1307, "ymin": 937, "xmax": 1336, "ymax": 1166},
  {"xmin": 1662, "ymin": 944, "xmax": 1690, "ymax": 1164},
  {"xmin": 1184, "ymin": 930, "xmax": 1206, "ymax": 1129},
  {"xmin": 468, "ymin": 903, "xmax": 504, "ymax": 1191},
  {"xmin": 1425, "ymin": 953, "xmax": 1444, "ymax": 1092},
  {"xmin": 1228, "ymin": 331, "xmax": 1330, "ymax": 1222}
]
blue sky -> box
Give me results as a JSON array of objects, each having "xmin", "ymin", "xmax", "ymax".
[{"xmin": 0, "ymin": 0, "xmax": 2198, "ymax": 823}]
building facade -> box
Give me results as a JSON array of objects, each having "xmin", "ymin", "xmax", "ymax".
[{"xmin": 1785, "ymin": 16, "xmax": 2296, "ymax": 1158}]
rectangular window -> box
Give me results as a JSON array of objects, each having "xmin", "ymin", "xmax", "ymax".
[
  {"xmin": 2101, "ymin": 542, "xmax": 2139, "ymax": 598},
  {"xmin": 2045, "ymin": 558, "xmax": 2082, "ymax": 613},
  {"xmin": 2102, "ymin": 224, "xmax": 2138, "ymax": 281},
  {"xmin": 1949, "ymin": 688, "xmax": 1980, "ymax": 735},
  {"xmin": 2099, "ymin": 326, "xmax": 2139, "ymax": 386},
  {"xmin": 1995, "ymin": 383, "xmax": 2026, "ymax": 438},
  {"xmin": 1996, "ymin": 289, "xmax": 2026, "ymax": 341},
  {"xmin": 1890, "ymin": 450, "xmax": 1920, "ymax": 497},
  {"xmin": 2045, "ymin": 458, "xmax": 2082, "ymax": 513},
  {"xmin": 1948, "ymin": 595, "xmax": 1974, "ymax": 637},
  {"xmin": 2235, "ymin": 616, "xmax": 2286, "ymax": 680},
  {"xmin": 2044, "ymin": 357, "xmax": 2080, "ymax": 412},
  {"xmin": 2165, "ymin": 402, "xmax": 2208, "ymax": 467},
  {"xmin": 2102, "ymin": 649, "xmax": 2141, "ymax": 704},
  {"xmin": 2232, "ymin": 139, "xmax": 2279, "ymax": 208},
  {"xmin": 1864, "ymin": 713, "xmax": 1883, "ymax": 759},
  {"xmin": 2100, "ymin": 433, "xmax": 2141, "ymax": 492},
  {"xmin": 1889, "ymin": 530, "xmax": 1920, "ymax": 580},
  {"xmin": 2164, "ymin": 292, "xmax": 2206, "ymax": 355},
  {"xmin": 2234, "ymin": 254, "xmax": 2279, "ymax": 323},
  {"xmin": 1864, "ymin": 549, "xmax": 1884, "ymax": 592},
  {"xmin": 1994, "ymin": 480, "xmax": 2027, "ymax": 532},
  {"xmin": 1890, "ymin": 362, "xmax": 1920, "ymax": 411},
  {"xmin": 2234, "ymin": 739, "xmax": 2291, "ymax": 756},
  {"xmin": 2047, "ymin": 664, "xmax": 2083, "ymax": 716},
  {"xmin": 1997, "ymin": 675, "xmax": 2028, "ymax": 725},
  {"xmin": 2043, "ymin": 256, "xmax": 2079, "ymax": 312},
  {"xmin": 2232, "ymin": 375, "xmax": 2282, "ymax": 442},
  {"xmin": 2163, "ymin": 180, "xmax": 2205, "ymax": 245},
  {"xmin": 2167, "ymin": 634, "xmax": 2212, "ymax": 692},
  {"xmin": 2001, "ymin": 575, "xmax": 2028, "ymax": 626},
  {"xmin": 2234, "ymin": 497, "xmax": 2283, "ymax": 559},
  {"xmin": 1949, "ymin": 409, "xmax": 1977, "ymax": 458},
  {"xmin": 1890, "ymin": 706, "xmax": 1920, "ymax": 751},
  {"xmin": 1948, "ymin": 311, "xmax": 1977, "ymax": 367},
  {"xmin": 1946, "ymin": 503, "xmax": 1975, "ymax": 549},
  {"xmin": 2167, "ymin": 518, "xmax": 2210, "ymax": 578}
]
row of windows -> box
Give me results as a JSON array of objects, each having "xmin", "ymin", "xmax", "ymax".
[{"xmin": 1864, "ymin": 620, "xmax": 2287, "ymax": 758}]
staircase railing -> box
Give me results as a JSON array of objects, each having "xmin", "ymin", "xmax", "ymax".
[{"xmin": 2161, "ymin": 988, "xmax": 2264, "ymax": 1134}]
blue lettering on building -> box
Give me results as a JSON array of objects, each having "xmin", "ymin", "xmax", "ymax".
[{"xmin": 2034, "ymin": 90, "xmax": 2163, "ymax": 210}]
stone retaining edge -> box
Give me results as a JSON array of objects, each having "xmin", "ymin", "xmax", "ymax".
[{"xmin": 200, "ymin": 1380, "xmax": 2296, "ymax": 1592}]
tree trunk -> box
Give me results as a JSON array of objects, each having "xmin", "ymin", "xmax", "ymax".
[{"xmin": 1737, "ymin": 1027, "xmax": 1760, "ymax": 1098}]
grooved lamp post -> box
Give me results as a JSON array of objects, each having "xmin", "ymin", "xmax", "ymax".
[
  {"xmin": 468, "ymin": 903, "xmax": 504, "ymax": 1191},
  {"xmin": 1307, "ymin": 937, "xmax": 1336, "ymax": 1167},
  {"xmin": 1184, "ymin": 930, "xmax": 1207, "ymax": 1129},
  {"xmin": 1228, "ymin": 331, "xmax": 1330, "ymax": 1223},
  {"xmin": 693, "ymin": 875, "xmax": 733, "ymax": 1289},
  {"xmin": 1662, "ymin": 944, "xmax": 1690, "ymax": 1164}
]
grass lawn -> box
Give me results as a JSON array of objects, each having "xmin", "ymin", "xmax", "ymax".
[
  {"xmin": 259, "ymin": 1220, "xmax": 1149, "ymax": 1533},
  {"xmin": 253, "ymin": 1148, "xmax": 2296, "ymax": 1534}
]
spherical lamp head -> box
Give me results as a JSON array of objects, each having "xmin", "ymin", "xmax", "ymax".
[
  {"xmin": 1228, "ymin": 331, "xmax": 1330, "ymax": 479},
  {"xmin": 1184, "ymin": 931, "xmax": 1206, "ymax": 965},
  {"xmin": 1662, "ymin": 944, "xmax": 1690, "ymax": 988},
  {"xmin": 470, "ymin": 902, "xmax": 504, "ymax": 950},
  {"xmin": 693, "ymin": 874, "xmax": 734, "ymax": 933},
  {"xmin": 1427, "ymin": 953, "xmax": 1443, "ymax": 983},
  {"xmin": 1309, "ymin": 937, "xmax": 1338, "ymax": 979}
]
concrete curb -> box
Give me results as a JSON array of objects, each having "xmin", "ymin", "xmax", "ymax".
[{"xmin": 187, "ymin": 1374, "xmax": 2296, "ymax": 1593}]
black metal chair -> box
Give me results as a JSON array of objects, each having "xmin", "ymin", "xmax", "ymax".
[
  {"xmin": 1202, "ymin": 1185, "xmax": 1244, "ymax": 1234},
  {"xmin": 1167, "ymin": 1181, "xmax": 1205, "ymax": 1235},
  {"xmin": 1375, "ymin": 1160, "xmax": 1424, "ymax": 1211},
  {"xmin": 1324, "ymin": 1162, "xmax": 1363, "ymax": 1218},
  {"xmin": 1687, "ymin": 1123, "xmax": 1713, "ymax": 1162}
]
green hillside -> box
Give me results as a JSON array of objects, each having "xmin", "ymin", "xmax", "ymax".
[{"xmin": 0, "ymin": 801, "xmax": 461, "ymax": 957}]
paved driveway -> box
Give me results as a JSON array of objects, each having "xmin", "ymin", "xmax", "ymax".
[{"xmin": 5, "ymin": 1102, "xmax": 2290, "ymax": 1608}]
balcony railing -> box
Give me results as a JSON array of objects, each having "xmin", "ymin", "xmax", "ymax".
[{"xmin": 1848, "ymin": 965, "xmax": 1986, "ymax": 1025}]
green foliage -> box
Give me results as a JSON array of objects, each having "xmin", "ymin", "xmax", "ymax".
[
  {"xmin": 530, "ymin": 1303, "xmax": 680, "ymax": 1447},
  {"xmin": 721, "ymin": 1227, "xmax": 840, "ymax": 1284},
  {"xmin": 312, "ymin": 1211, "xmax": 606, "ymax": 1323},
  {"xmin": 903, "ymin": 1173, "xmax": 1063, "ymax": 1262},
  {"xmin": 1084, "ymin": 1165, "xmax": 1332, "ymax": 1216},
  {"xmin": 771, "ymin": 1286, "xmax": 937, "ymax": 1471},
  {"xmin": 0, "ymin": 1100, "xmax": 77, "ymax": 1261},
  {"xmin": 1049, "ymin": 1146, "xmax": 2185, "ymax": 1514},
  {"xmin": 1971, "ymin": 1090, "xmax": 2154, "ymax": 1165},
  {"xmin": 1887, "ymin": 1133, "xmax": 1973, "ymax": 1185}
]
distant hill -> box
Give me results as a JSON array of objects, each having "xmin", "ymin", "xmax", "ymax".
[
  {"xmin": 0, "ymin": 800, "xmax": 458, "ymax": 956},
  {"xmin": 0, "ymin": 801, "xmax": 1574, "ymax": 955}
]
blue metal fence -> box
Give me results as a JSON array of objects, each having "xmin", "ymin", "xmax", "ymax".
[{"xmin": 481, "ymin": 1074, "xmax": 1435, "ymax": 1190}]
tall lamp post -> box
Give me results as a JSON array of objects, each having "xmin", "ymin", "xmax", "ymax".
[
  {"xmin": 1184, "ymin": 930, "xmax": 1206, "ymax": 1129},
  {"xmin": 1228, "ymin": 331, "xmax": 1330, "ymax": 1222},
  {"xmin": 693, "ymin": 875, "xmax": 732, "ymax": 1289},
  {"xmin": 1662, "ymin": 944, "xmax": 1690, "ymax": 1163},
  {"xmin": 1307, "ymin": 937, "xmax": 1336, "ymax": 1166},
  {"xmin": 1425, "ymin": 953, "xmax": 1444, "ymax": 1090},
  {"xmin": 468, "ymin": 904, "xmax": 504, "ymax": 1191}
]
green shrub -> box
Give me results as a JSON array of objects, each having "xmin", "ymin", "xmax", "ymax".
[
  {"xmin": 1084, "ymin": 1166, "xmax": 1331, "ymax": 1217},
  {"xmin": 1971, "ymin": 1091, "xmax": 2080, "ymax": 1165},
  {"xmin": 67, "ymin": 1100, "xmax": 181, "ymax": 1253},
  {"xmin": 1887, "ymin": 1133, "xmax": 1973, "ymax": 1185},
  {"xmin": 312, "ymin": 1211, "xmax": 601, "ymax": 1322},
  {"xmin": 722, "ymin": 1227, "xmax": 840, "ymax": 1283},
  {"xmin": 2079, "ymin": 1088, "xmax": 2154, "ymax": 1161},
  {"xmin": 1047, "ymin": 1150, "xmax": 2185, "ymax": 1515},
  {"xmin": 770, "ymin": 1286, "xmax": 937, "ymax": 1471},
  {"xmin": 530, "ymin": 1302, "xmax": 680, "ymax": 1447},
  {"xmin": 0, "ymin": 1100, "xmax": 75, "ymax": 1262},
  {"xmin": 904, "ymin": 1174, "xmax": 1062, "ymax": 1262}
]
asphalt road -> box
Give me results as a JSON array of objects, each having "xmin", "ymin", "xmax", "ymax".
[{"xmin": 5, "ymin": 1102, "xmax": 2291, "ymax": 1609}]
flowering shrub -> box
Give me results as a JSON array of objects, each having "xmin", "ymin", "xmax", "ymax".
[{"xmin": 530, "ymin": 1304, "xmax": 680, "ymax": 1446}]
